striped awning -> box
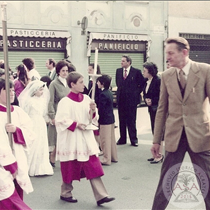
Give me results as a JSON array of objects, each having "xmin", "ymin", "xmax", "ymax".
[
  {"xmin": 0, "ymin": 28, "xmax": 72, "ymax": 57},
  {"xmin": 87, "ymin": 32, "xmax": 151, "ymax": 57},
  {"xmin": 89, "ymin": 32, "xmax": 150, "ymax": 41},
  {"xmin": 0, "ymin": 28, "xmax": 71, "ymax": 38}
]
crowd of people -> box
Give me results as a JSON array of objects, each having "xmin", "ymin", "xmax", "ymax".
[
  {"xmin": 0, "ymin": 57, "xmax": 117, "ymax": 209},
  {"xmin": 1, "ymin": 36, "xmax": 210, "ymax": 210}
]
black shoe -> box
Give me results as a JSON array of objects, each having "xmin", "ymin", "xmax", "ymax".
[
  {"xmin": 116, "ymin": 140, "xmax": 126, "ymax": 145},
  {"xmin": 147, "ymin": 158, "xmax": 154, "ymax": 161},
  {"xmin": 97, "ymin": 197, "xmax": 115, "ymax": 206},
  {"xmin": 50, "ymin": 162, "xmax": 55, "ymax": 168},
  {"xmin": 150, "ymin": 155, "xmax": 164, "ymax": 164},
  {"xmin": 101, "ymin": 162, "xmax": 111, "ymax": 166},
  {"xmin": 131, "ymin": 142, "xmax": 138, "ymax": 147},
  {"xmin": 60, "ymin": 196, "xmax": 78, "ymax": 203}
]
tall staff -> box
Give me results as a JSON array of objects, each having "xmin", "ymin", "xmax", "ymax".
[
  {"xmin": 1, "ymin": 2, "xmax": 12, "ymax": 147},
  {"xmin": 87, "ymin": 48, "xmax": 100, "ymax": 128},
  {"xmin": 90, "ymin": 47, "xmax": 99, "ymax": 101}
]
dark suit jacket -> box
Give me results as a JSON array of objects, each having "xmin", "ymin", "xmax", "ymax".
[
  {"xmin": 116, "ymin": 66, "xmax": 145, "ymax": 107},
  {"xmin": 48, "ymin": 69, "xmax": 57, "ymax": 80},
  {"xmin": 143, "ymin": 75, "xmax": 161, "ymax": 112},
  {"xmin": 98, "ymin": 89, "xmax": 115, "ymax": 125},
  {"xmin": 50, "ymin": 71, "xmax": 57, "ymax": 80}
]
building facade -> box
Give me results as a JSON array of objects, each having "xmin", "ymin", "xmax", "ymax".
[
  {"xmin": 168, "ymin": 1, "xmax": 210, "ymax": 64},
  {"xmin": 0, "ymin": 1, "xmax": 167, "ymax": 85}
]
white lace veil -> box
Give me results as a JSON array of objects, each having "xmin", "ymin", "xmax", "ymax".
[{"xmin": 19, "ymin": 80, "xmax": 50, "ymax": 115}]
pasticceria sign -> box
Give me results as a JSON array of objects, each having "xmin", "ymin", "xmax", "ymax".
[{"xmin": 0, "ymin": 36, "xmax": 66, "ymax": 51}]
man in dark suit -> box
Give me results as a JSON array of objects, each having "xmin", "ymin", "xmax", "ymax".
[
  {"xmin": 46, "ymin": 58, "xmax": 57, "ymax": 80},
  {"xmin": 115, "ymin": 55, "xmax": 145, "ymax": 147},
  {"xmin": 151, "ymin": 37, "xmax": 210, "ymax": 210}
]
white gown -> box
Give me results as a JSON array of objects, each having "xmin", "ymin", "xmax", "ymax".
[{"xmin": 23, "ymin": 96, "xmax": 54, "ymax": 176}]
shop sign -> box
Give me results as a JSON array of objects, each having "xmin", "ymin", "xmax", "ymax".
[
  {"xmin": 91, "ymin": 40, "xmax": 146, "ymax": 52},
  {"xmin": 0, "ymin": 36, "xmax": 66, "ymax": 51},
  {"xmin": 89, "ymin": 32, "xmax": 149, "ymax": 41},
  {"xmin": 180, "ymin": 33, "xmax": 210, "ymax": 40},
  {"xmin": 0, "ymin": 28, "xmax": 70, "ymax": 38}
]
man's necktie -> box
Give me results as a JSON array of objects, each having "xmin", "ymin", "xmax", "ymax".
[
  {"xmin": 124, "ymin": 69, "xmax": 127, "ymax": 80},
  {"xmin": 48, "ymin": 71, "xmax": 51, "ymax": 77},
  {"xmin": 179, "ymin": 69, "xmax": 186, "ymax": 89}
]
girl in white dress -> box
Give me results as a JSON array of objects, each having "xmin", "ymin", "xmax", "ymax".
[{"xmin": 19, "ymin": 80, "xmax": 54, "ymax": 176}]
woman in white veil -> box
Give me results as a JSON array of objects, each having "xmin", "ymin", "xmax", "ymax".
[{"xmin": 19, "ymin": 80, "xmax": 54, "ymax": 176}]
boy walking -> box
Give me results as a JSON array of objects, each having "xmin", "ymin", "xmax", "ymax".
[
  {"xmin": 97, "ymin": 75, "xmax": 118, "ymax": 165},
  {"xmin": 55, "ymin": 72, "xmax": 115, "ymax": 206}
]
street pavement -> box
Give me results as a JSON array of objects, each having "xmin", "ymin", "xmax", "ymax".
[{"xmin": 24, "ymin": 107, "xmax": 206, "ymax": 210}]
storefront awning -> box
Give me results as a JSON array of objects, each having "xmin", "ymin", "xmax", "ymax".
[
  {"xmin": 87, "ymin": 32, "xmax": 151, "ymax": 57},
  {"xmin": 89, "ymin": 32, "xmax": 150, "ymax": 41},
  {"xmin": 0, "ymin": 28, "xmax": 71, "ymax": 38},
  {"xmin": 0, "ymin": 28, "xmax": 72, "ymax": 57}
]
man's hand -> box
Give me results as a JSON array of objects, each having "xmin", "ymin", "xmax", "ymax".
[
  {"xmin": 5, "ymin": 123, "xmax": 16, "ymax": 133},
  {"xmin": 145, "ymin": 98, "xmax": 152, "ymax": 106},
  {"xmin": 90, "ymin": 101, "xmax": 96, "ymax": 112},
  {"xmin": 151, "ymin": 143, "xmax": 161, "ymax": 159},
  {"xmin": 77, "ymin": 123, "xmax": 86, "ymax": 130}
]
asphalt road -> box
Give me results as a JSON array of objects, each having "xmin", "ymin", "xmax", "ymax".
[{"xmin": 24, "ymin": 107, "xmax": 206, "ymax": 210}]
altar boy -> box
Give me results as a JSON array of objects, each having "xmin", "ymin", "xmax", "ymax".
[
  {"xmin": 0, "ymin": 78, "xmax": 34, "ymax": 210},
  {"xmin": 55, "ymin": 72, "xmax": 115, "ymax": 206}
]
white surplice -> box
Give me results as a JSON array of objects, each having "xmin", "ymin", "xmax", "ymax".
[
  {"xmin": 55, "ymin": 95, "xmax": 100, "ymax": 162},
  {"xmin": 0, "ymin": 106, "xmax": 34, "ymax": 200}
]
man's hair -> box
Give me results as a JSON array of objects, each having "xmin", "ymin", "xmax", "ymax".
[
  {"xmin": 22, "ymin": 58, "xmax": 35, "ymax": 71},
  {"xmin": 67, "ymin": 72, "xmax": 83, "ymax": 88},
  {"xmin": 48, "ymin": 58, "xmax": 56, "ymax": 67},
  {"xmin": 0, "ymin": 78, "xmax": 13, "ymax": 92},
  {"xmin": 165, "ymin": 37, "xmax": 190, "ymax": 51},
  {"xmin": 122, "ymin": 55, "xmax": 132, "ymax": 64},
  {"xmin": 55, "ymin": 60, "xmax": 69, "ymax": 75},
  {"xmin": 97, "ymin": 74, "xmax": 112, "ymax": 89},
  {"xmin": 89, "ymin": 63, "xmax": 101, "ymax": 74},
  {"xmin": 143, "ymin": 62, "xmax": 158, "ymax": 77}
]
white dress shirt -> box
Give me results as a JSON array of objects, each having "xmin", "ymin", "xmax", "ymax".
[{"xmin": 145, "ymin": 77, "xmax": 153, "ymax": 93}]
